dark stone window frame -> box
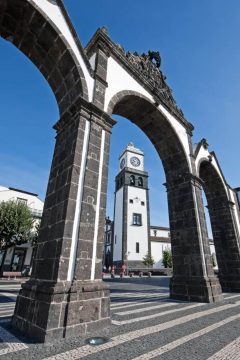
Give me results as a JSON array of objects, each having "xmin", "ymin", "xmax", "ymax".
[
  {"xmin": 136, "ymin": 242, "xmax": 140, "ymax": 253},
  {"xmin": 138, "ymin": 177, "xmax": 143, "ymax": 187},
  {"xmin": 130, "ymin": 175, "xmax": 135, "ymax": 186},
  {"xmin": 132, "ymin": 213, "xmax": 142, "ymax": 226}
]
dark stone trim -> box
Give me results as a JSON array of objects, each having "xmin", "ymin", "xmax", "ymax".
[
  {"xmin": 122, "ymin": 185, "xmax": 128, "ymax": 264},
  {"xmin": 150, "ymin": 225, "xmax": 170, "ymax": 231},
  {"xmin": 150, "ymin": 237, "xmax": 171, "ymax": 243},
  {"xmin": 53, "ymin": 97, "xmax": 116, "ymax": 133},
  {"xmin": 56, "ymin": 0, "xmax": 94, "ymax": 76},
  {"xmin": 86, "ymin": 29, "xmax": 193, "ymax": 132}
]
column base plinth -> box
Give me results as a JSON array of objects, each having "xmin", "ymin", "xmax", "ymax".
[
  {"xmin": 219, "ymin": 274, "xmax": 240, "ymax": 292},
  {"xmin": 170, "ymin": 275, "xmax": 223, "ymax": 303},
  {"xmin": 12, "ymin": 279, "xmax": 110, "ymax": 343}
]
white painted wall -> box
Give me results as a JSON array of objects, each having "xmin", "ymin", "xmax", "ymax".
[
  {"xmin": 228, "ymin": 188, "xmax": 240, "ymax": 239},
  {"xmin": 32, "ymin": 0, "xmax": 94, "ymax": 100},
  {"xmin": 113, "ymin": 187, "xmax": 123, "ymax": 261},
  {"xmin": 0, "ymin": 186, "xmax": 43, "ymax": 212},
  {"xmin": 105, "ymin": 57, "xmax": 192, "ymax": 172},
  {"xmin": 127, "ymin": 186, "xmax": 148, "ymax": 261},
  {"xmin": 105, "ymin": 56, "xmax": 153, "ymax": 113},
  {"xmin": 150, "ymin": 227, "xmax": 170, "ymax": 238},
  {"xmin": 195, "ymin": 146, "xmax": 227, "ymax": 194},
  {"xmin": 151, "ymin": 241, "xmax": 171, "ymax": 269}
]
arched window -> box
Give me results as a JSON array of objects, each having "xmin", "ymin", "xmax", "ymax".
[
  {"xmin": 130, "ymin": 175, "xmax": 135, "ymax": 186},
  {"xmin": 138, "ymin": 177, "xmax": 143, "ymax": 187}
]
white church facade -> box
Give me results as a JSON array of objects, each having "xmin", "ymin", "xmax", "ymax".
[
  {"xmin": 105, "ymin": 143, "xmax": 216, "ymax": 271},
  {"xmin": 109, "ymin": 143, "xmax": 171, "ymax": 269}
]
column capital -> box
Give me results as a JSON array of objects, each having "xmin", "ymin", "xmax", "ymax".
[
  {"xmin": 164, "ymin": 172, "xmax": 204, "ymax": 191},
  {"xmin": 53, "ymin": 97, "xmax": 116, "ymax": 133}
]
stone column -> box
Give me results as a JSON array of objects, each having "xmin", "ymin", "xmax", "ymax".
[
  {"xmin": 208, "ymin": 199, "xmax": 240, "ymax": 292},
  {"xmin": 168, "ymin": 173, "xmax": 223, "ymax": 302},
  {"xmin": 12, "ymin": 101, "xmax": 115, "ymax": 342}
]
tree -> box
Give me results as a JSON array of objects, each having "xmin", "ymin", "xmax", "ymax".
[
  {"xmin": 143, "ymin": 252, "xmax": 155, "ymax": 267},
  {"xmin": 162, "ymin": 248, "xmax": 172, "ymax": 268},
  {"xmin": 0, "ymin": 201, "xmax": 34, "ymax": 250}
]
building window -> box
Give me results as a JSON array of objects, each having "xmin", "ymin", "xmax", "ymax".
[
  {"xmin": 154, "ymin": 230, "xmax": 157, "ymax": 236},
  {"xmin": 141, "ymin": 201, "xmax": 145, "ymax": 206},
  {"xmin": 136, "ymin": 242, "xmax": 140, "ymax": 253},
  {"xmin": 115, "ymin": 235, "xmax": 117, "ymax": 244},
  {"xmin": 130, "ymin": 175, "xmax": 135, "ymax": 186},
  {"xmin": 17, "ymin": 197, "xmax": 27, "ymax": 205},
  {"xmin": 129, "ymin": 199, "xmax": 133, "ymax": 204},
  {"xmin": 138, "ymin": 177, "xmax": 143, "ymax": 187},
  {"xmin": 132, "ymin": 213, "xmax": 142, "ymax": 226}
]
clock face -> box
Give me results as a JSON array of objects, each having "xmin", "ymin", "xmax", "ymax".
[
  {"xmin": 130, "ymin": 156, "xmax": 141, "ymax": 167},
  {"xmin": 120, "ymin": 158, "xmax": 125, "ymax": 169}
]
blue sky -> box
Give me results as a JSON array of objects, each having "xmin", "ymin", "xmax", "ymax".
[{"xmin": 0, "ymin": 1, "xmax": 240, "ymax": 228}]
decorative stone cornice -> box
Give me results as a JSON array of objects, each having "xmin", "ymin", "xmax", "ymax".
[{"xmin": 86, "ymin": 28, "xmax": 193, "ymax": 131}]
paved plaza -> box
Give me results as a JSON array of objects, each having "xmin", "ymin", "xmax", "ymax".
[{"xmin": 0, "ymin": 277, "xmax": 239, "ymax": 359}]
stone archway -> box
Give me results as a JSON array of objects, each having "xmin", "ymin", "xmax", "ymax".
[
  {"xmin": 107, "ymin": 91, "xmax": 222, "ymax": 303},
  {"xmin": 1, "ymin": 2, "xmax": 236, "ymax": 343},
  {"xmin": 0, "ymin": 0, "xmax": 112, "ymax": 342},
  {"xmin": 199, "ymin": 160, "xmax": 240, "ymax": 291},
  {"xmin": 0, "ymin": 0, "xmax": 89, "ymax": 115}
]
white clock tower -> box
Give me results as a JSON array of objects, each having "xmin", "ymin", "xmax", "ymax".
[{"xmin": 112, "ymin": 143, "xmax": 150, "ymax": 268}]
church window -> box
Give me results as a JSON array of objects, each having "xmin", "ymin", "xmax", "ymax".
[
  {"xmin": 129, "ymin": 199, "xmax": 133, "ymax": 204},
  {"xmin": 132, "ymin": 213, "xmax": 142, "ymax": 226},
  {"xmin": 138, "ymin": 177, "xmax": 143, "ymax": 187},
  {"xmin": 136, "ymin": 242, "xmax": 140, "ymax": 253},
  {"xmin": 130, "ymin": 175, "xmax": 135, "ymax": 186},
  {"xmin": 141, "ymin": 201, "xmax": 145, "ymax": 206}
]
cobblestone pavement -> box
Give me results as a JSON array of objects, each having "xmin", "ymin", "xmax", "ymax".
[{"xmin": 0, "ymin": 277, "xmax": 239, "ymax": 359}]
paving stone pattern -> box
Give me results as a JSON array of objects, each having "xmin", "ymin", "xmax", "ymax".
[{"xmin": 0, "ymin": 278, "xmax": 240, "ymax": 359}]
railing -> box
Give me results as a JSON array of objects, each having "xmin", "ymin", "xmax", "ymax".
[{"xmin": 29, "ymin": 208, "xmax": 43, "ymax": 218}]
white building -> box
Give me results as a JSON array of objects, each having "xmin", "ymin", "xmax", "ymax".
[
  {"xmin": 112, "ymin": 143, "xmax": 172, "ymax": 269},
  {"xmin": 0, "ymin": 186, "xmax": 44, "ymax": 276},
  {"xmin": 112, "ymin": 143, "xmax": 150, "ymax": 268},
  {"xmin": 108, "ymin": 143, "xmax": 217, "ymax": 271},
  {"xmin": 150, "ymin": 226, "xmax": 171, "ymax": 268}
]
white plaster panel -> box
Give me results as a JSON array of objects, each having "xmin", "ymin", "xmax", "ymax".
[
  {"xmin": 127, "ymin": 187, "xmax": 148, "ymax": 261},
  {"xmin": 151, "ymin": 241, "xmax": 171, "ymax": 269},
  {"xmin": 158, "ymin": 104, "xmax": 192, "ymax": 171},
  {"xmin": 0, "ymin": 186, "xmax": 44, "ymax": 210},
  {"xmin": 105, "ymin": 57, "xmax": 191, "ymax": 171},
  {"xmin": 150, "ymin": 228, "xmax": 169, "ymax": 238},
  {"xmin": 195, "ymin": 146, "xmax": 228, "ymax": 195},
  {"xmin": 32, "ymin": 0, "xmax": 94, "ymax": 100},
  {"xmin": 89, "ymin": 53, "xmax": 96, "ymax": 71},
  {"xmin": 229, "ymin": 188, "xmax": 240, "ymax": 236},
  {"xmin": 113, "ymin": 187, "xmax": 123, "ymax": 261},
  {"xmin": 105, "ymin": 56, "xmax": 153, "ymax": 112},
  {"xmin": 23, "ymin": 247, "xmax": 33, "ymax": 266}
]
